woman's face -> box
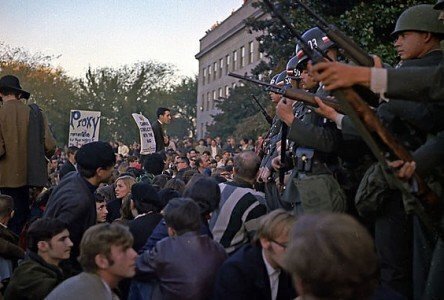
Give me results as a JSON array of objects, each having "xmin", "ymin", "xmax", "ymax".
[{"xmin": 115, "ymin": 180, "xmax": 130, "ymax": 199}]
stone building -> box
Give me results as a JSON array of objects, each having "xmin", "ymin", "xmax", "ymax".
[{"xmin": 194, "ymin": 0, "xmax": 267, "ymax": 138}]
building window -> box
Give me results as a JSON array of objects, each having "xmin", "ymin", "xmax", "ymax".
[
  {"xmin": 213, "ymin": 90, "xmax": 217, "ymax": 110},
  {"xmin": 240, "ymin": 46, "xmax": 245, "ymax": 67},
  {"xmin": 219, "ymin": 59, "xmax": 223, "ymax": 78},
  {"xmin": 208, "ymin": 66, "xmax": 211, "ymax": 83},
  {"xmin": 249, "ymin": 42, "xmax": 254, "ymax": 64},
  {"xmin": 225, "ymin": 85, "xmax": 230, "ymax": 97},
  {"xmin": 200, "ymin": 94, "xmax": 204, "ymax": 111},
  {"xmin": 213, "ymin": 62, "xmax": 217, "ymax": 80},
  {"xmin": 206, "ymin": 92, "xmax": 210, "ymax": 111},
  {"xmin": 225, "ymin": 55, "xmax": 230, "ymax": 74},
  {"xmin": 232, "ymin": 50, "xmax": 237, "ymax": 71},
  {"xmin": 218, "ymin": 88, "xmax": 223, "ymax": 106},
  {"xmin": 203, "ymin": 68, "xmax": 206, "ymax": 86}
]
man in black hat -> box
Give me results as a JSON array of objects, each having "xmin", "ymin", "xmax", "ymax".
[
  {"xmin": 44, "ymin": 141, "xmax": 116, "ymax": 275},
  {"xmin": 0, "ymin": 75, "xmax": 56, "ymax": 234}
]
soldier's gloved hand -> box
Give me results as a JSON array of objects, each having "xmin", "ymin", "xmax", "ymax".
[
  {"xmin": 258, "ymin": 167, "xmax": 271, "ymax": 183},
  {"xmin": 271, "ymin": 155, "xmax": 282, "ymax": 172},
  {"xmin": 388, "ymin": 160, "xmax": 416, "ymax": 181},
  {"xmin": 308, "ymin": 61, "xmax": 371, "ymax": 90},
  {"xmin": 313, "ymin": 96, "xmax": 339, "ymax": 121},
  {"xmin": 276, "ymin": 99, "xmax": 295, "ymax": 126}
]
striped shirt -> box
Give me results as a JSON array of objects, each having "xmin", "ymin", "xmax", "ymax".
[{"xmin": 210, "ymin": 181, "xmax": 267, "ymax": 254}]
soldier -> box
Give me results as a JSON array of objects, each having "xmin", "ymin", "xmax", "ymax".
[
  {"xmin": 258, "ymin": 71, "xmax": 287, "ymax": 211},
  {"xmin": 309, "ymin": 0, "xmax": 444, "ymax": 104},
  {"xmin": 273, "ymin": 27, "xmax": 346, "ymax": 215},
  {"xmin": 313, "ymin": 5, "xmax": 444, "ymax": 298}
]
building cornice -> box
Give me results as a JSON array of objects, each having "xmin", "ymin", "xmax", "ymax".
[{"xmin": 195, "ymin": 9, "xmax": 264, "ymax": 60}]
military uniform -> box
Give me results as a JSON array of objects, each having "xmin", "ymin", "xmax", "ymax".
[{"xmin": 282, "ymin": 86, "xmax": 346, "ymax": 215}]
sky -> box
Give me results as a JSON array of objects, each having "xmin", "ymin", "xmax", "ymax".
[{"xmin": 0, "ymin": 0, "xmax": 244, "ymax": 79}]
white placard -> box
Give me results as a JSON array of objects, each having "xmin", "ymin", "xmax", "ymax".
[
  {"xmin": 68, "ymin": 110, "xmax": 101, "ymax": 147},
  {"xmin": 132, "ymin": 113, "xmax": 156, "ymax": 155}
]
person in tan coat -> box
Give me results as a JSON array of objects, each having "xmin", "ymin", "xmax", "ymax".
[{"xmin": 0, "ymin": 75, "xmax": 56, "ymax": 234}]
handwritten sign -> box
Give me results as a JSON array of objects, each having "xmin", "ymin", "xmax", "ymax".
[
  {"xmin": 132, "ymin": 113, "xmax": 156, "ymax": 155},
  {"xmin": 68, "ymin": 110, "xmax": 101, "ymax": 147}
]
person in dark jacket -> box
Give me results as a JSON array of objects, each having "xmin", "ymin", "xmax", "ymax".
[
  {"xmin": 127, "ymin": 183, "xmax": 163, "ymax": 253},
  {"xmin": 213, "ymin": 209, "xmax": 296, "ymax": 300},
  {"xmin": 5, "ymin": 218, "xmax": 72, "ymax": 299},
  {"xmin": 135, "ymin": 198, "xmax": 227, "ymax": 300},
  {"xmin": 44, "ymin": 141, "xmax": 115, "ymax": 275},
  {"xmin": 152, "ymin": 107, "xmax": 171, "ymax": 153},
  {"xmin": 58, "ymin": 146, "xmax": 78, "ymax": 180}
]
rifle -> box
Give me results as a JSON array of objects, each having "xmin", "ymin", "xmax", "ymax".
[
  {"xmin": 262, "ymin": 0, "xmax": 443, "ymax": 237},
  {"xmin": 279, "ymin": 117, "xmax": 288, "ymax": 188},
  {"xmin": 294, "ymin": 0, "xmax": 374, "ymax": 67},
  {"xmin": 251, "ymin": 94, "xmax": 273, "ymax": 125},
  {"xmin": 292, "ymin": 0, "xmax": 380, "ymax": 106},
  {"xmin": 229, "ymin": 73, "xmax": 343, "ymax": 113}
]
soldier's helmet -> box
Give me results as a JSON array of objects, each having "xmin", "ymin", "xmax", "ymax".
[
  {"xmin": 286, "ymin": 56, "xmax": 301, "ymax": 81},
  {"xmin": 392, "ymin": 4, "xmax": 444, "ymax": 36},
  {"xmin": 295, "ymin": 27, "xmax": 335, "ymax": 70},
  {"xmin": 434, "ymin": 0, "xmax": 444, "ymax": 10},
  {"xmin": 275, "ymin": 70, "xmax": 289, "ymax": 86},
  {"xmin": 270, "ymin": 73, "xmax": 280, "ymax": 85}
]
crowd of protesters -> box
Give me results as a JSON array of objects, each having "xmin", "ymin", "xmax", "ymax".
[{"xmin": 2, "ymin": 1, "xmax": 444, "ymax": 297}]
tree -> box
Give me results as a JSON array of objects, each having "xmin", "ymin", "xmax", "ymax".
[
  {"xmin": 167, "ymin": 77, "xmax": 197, "ymax": 138},
  {"xmin": 0, "ymin": 42, "xmax": 80, "ymax": 144},
  {"xmin": 207, "ymin": 83, "xmax": 270, "ymax": 139},
  {"xmin": 77, "ymin": 62, "xmax": 176, "ymax": 143}
]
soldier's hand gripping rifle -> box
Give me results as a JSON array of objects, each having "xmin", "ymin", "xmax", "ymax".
[
  {"xmin": 262, "ymin": 0, "xmax": 443, "ymax": 238},
  {"xmin": 228, "ymin": 73, "xmax": 344, "ymax": 113},
  {"xmin": 251, "ymin": 94, "xmax": 273, "ymax": 126}
]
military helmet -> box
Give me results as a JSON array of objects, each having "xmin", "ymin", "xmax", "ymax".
[
  {"xmin": 275, "ymin": 70, "xmax": 288, "ymax": 86},
  {"xmin": 295, "ymin": 27, "xmax": 335, "ymax": 69},
  {"xmin": 270, "ymin": 73, "xmax": 280, "ymax": 85},
  {"xmin": 392, "ymin": 4, "xmax": 444, "ymax": 36},
  {"xmin": 434, "ymin": 0, "xmax": 444, "ymax": 10},
  {"xmin": 286, "ymin": 56, "xmax": 301, "ymax": 80}
]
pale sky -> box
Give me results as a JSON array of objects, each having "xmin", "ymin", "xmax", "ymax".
[{"xmin": 0, "ymin": 0, "xmax": 243, "ymax": 78}]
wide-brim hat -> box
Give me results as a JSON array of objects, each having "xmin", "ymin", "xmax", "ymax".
[{"xmin": 0, "ymin": 75, "xmax": 30, "ymax": 100}]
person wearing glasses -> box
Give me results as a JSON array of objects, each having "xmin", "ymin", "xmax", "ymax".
[
  {"xmin": 175, "ymin": 156, "xmax": 191, "ymax": 181},
  {"xmin": 213, "ymin": 209, "xmax": 296, "ymax": 300}
]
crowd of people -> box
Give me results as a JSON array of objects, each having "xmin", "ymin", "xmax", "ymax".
[{"xmin": 0, "ymin": 1, "xmax": 443, "ymax": 300}]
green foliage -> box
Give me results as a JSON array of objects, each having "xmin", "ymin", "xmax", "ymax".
[
  {"xmin": 77, "ymin": 62, "xmax": 175, "ymax": 143},
  {"xmin": 166, "ymin": 77, "xmax": 197, "ymax": 138},
  {"xmin": 207, "ymin": 83, "xmax": 271, "ymax": 139}
]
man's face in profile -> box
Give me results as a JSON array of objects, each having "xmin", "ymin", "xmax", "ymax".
[{"xmin": 160, "ymin": 110, "xmax": 172, "ymax": 124}]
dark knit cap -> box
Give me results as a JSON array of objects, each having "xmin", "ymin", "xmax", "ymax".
[
  {"xmin": 131, "ymin": 182, "xmax": 163, "ymax": 211},
  {"xmin": 75, "ymin": 141, "xmax": 116, "ymax": 170}
]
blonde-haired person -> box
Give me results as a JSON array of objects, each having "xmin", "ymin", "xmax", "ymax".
[
  {"xmin": 106, "ymin": 175, "xmax": 136, "ymax": 222},
  {"xmin": 214, "ymin": 209, "xmax": 297, "ymax": 300}
]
